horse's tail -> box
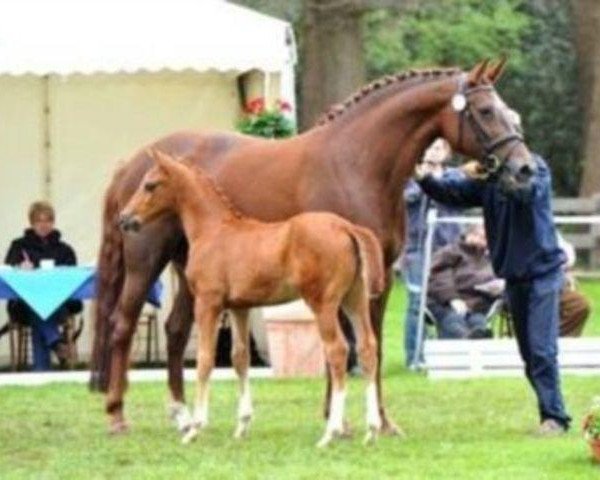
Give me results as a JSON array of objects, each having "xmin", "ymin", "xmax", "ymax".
[
  {"xmin": 89, "ymin": 167, "xmax": 126, "ymax": 392},
  {"xmin": 347, "ymin": 225, "xmax": 385, "ymax": 297}
]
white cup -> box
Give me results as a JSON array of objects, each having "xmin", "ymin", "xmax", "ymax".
[{"xmin": 40, "ymin": 259, "xmax": 56, "ymax": 270}]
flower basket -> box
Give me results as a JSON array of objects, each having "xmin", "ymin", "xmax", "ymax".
[
  {"xmin": 589, "ymin": 439, "xmax": 600, "ymax": 462},
  {"xmin": 583, "ymin": 397, "xmax": 600, "ymax": 462},
  {"xmin": 237, "ymin": 98, "xmax": 295, "ymax": 139}
]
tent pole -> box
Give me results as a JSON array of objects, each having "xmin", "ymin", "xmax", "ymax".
[
  {"xmin": 263, "ymin": 71, "xmax": 271, "ymax": 106},
  {"xmin": 42, "ymin": 74, "xmax": 51, "ymax": 201}
]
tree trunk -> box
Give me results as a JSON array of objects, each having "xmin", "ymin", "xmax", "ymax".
[
  {"xmin": 573, "ymin": 0, "xmax": 600, "ymax": 196},
  {"xmin": 299, "ymin": 0, "xmax": 366, "ymax": 130}
]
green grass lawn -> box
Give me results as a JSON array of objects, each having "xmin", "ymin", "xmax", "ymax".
[{"xmin": 0, "ymin": 280, "xmax": 599, "ymax": 479}]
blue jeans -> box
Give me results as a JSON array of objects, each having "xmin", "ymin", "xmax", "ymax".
[
  {"xmin": 21, "ymin": 305, "xmax": 66, "ymax": 371},
  {"xmin": 402, "ymin": 253, "xmax": 425, "ymax": 366},
  {"xmin": 505, "ymin": 272, "xmax": 571, "ymax": 428},
  {"xmin": 428, "ymin": 303, "xmax": 488, "ymax": 338}
]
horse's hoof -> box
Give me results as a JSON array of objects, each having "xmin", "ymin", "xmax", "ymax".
[
  {"xmin": 380, "ymin": 419, "xmax": 405, "ymax": 438},
  {"xmin": 316, "ymin": 434, "xmax": 332, "ymax": 448},
  {"xmin": 363, "ymin": 426, "xmax": 378, "ymax": 446},
  {"xmin": 181, "ymin": 426, "xmax": 199, "ymax": 445},
  {"xmin": 340, "ymin": 420, "xmax": 354, "ymax": 439},
  {"xmin": 108, "ymin": 420, "xmax": 129, "ymax": 436},
  {"xmin": 233, "ymin": 416, "xmax": 251, "ymax": 440}
]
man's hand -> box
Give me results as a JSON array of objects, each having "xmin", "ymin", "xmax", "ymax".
[
  {"xmin": 414, "ymin": 163, "xmax": 429, "ymax": 180},
  {"xmin": 474, "ymin": 279, "xmax": 506, "ymax": 297},
  {"xmin": 450, "ymin": 298, "xmax": 468, "ymax": 315},
  {"xmin": 461, "ymin": 160, "xmax": 489, "ymax": 180}
]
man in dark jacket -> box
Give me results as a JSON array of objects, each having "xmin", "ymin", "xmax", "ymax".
[
  {"xmin": 428, "ymin": 224, "xmax": 498, "ymax": 339},
  {"xmin": 4, "ymin": 201, "xmax": 81, "ymax": 371},
  {"xmin": 417, "ymin": 154, "xmax": 570, "ymax": 435}
]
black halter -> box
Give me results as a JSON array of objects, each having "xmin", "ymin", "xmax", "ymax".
[{"xmin": 455, "ymin": 75, "xmax": 524, "ymax": 176}]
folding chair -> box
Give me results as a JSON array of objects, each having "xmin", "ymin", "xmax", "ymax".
[{"xmin": 4, "ymin": 313, "xmax": 82, "ymax": 370}]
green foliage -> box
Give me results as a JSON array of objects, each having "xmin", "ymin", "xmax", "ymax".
[
  {"xmin": 364, "ymin": 0, "xmax": 582, "ymax": 195},
  {"xmin": 501, "ymin": 1, "xmax": 583, "ymax": 195},
  {"xmin": 237, "ymin": 98, "xmax": 296, "ymax": 139},
  {"xmin": 364, "ymin": 0, "xmax": 530, "ymax": 77}
]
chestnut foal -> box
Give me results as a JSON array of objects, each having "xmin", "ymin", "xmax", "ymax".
[{"xmin": 119, "ymin": 150, "xmax": 385, "ymax": 447}]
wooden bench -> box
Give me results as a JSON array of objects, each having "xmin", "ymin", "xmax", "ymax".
[{"xmin": 424, "ymin": 338, "xmax": 600, "ymax": 379}]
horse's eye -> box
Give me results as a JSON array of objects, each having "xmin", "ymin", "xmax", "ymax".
[
  {"xmin": 144, "ymin": 182, "xmax": 158, "ymax": 193},
  {"xmin": 479, "ymin": 107, "xmax": 494, "ymax": 120}
]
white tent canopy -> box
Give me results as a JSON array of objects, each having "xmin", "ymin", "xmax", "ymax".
[
  {"xmin": 0, "ymin": 0, "xmax": 297, "ymax": 367},
  {"xmin": 0, "ymin": 0, "xmax": 296, "ymax": 75}
]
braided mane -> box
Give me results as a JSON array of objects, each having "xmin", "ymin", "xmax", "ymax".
[
  {"xmin": 186, "ymin": 162, "xmax": 246, "ymax": 220},
  {"xmin": 316, "ymin": 67, "xmax": 461, "ymax": 126}
]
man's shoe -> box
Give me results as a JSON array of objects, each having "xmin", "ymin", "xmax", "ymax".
[
  {"xmin": 407, "ymin": 361, "xmax": 426, "ymax": 372},
  {"xmin": 468, "ymin": 327, "xmax": 493, "ymax": 339},
  {"xmin": 535, "ymin": 419, "xmax": 566, "ymax": 437}
]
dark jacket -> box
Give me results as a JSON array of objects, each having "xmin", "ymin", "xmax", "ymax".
[
  {"xmin": 419, "ymin": 155, "xmax": 565, "ymax": 281},
  {"xmin": 5, "ymin": 229, "xmax": 76, "ymax": 267},
  {"xmin": 4, "ymin": 229, "xmax": 82, "ymax": 317},
  {"xmin": 428, "ymin": 240, "xmax": 497, "ymax": 312}
]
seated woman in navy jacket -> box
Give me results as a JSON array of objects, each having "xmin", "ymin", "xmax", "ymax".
[{"xmin": 5, "ymin": 201, "xmax": 81, "ymax": 371}]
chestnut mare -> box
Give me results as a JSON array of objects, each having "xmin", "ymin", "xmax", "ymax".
[
  {"xmin": 119, "ymin": 150, "xmax": 385, "ymax": 446},
  {"xmin": 91, "ymin": 59, "xmax": 534, "ymax": 435}
]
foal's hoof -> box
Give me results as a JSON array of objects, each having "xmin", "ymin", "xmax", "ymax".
[
  {"xmin": 233, "ymin": 416, "xmax": 252, "ymax": 440},
  {"xmin": 380, "ymin": 418, "xmax": 405, "ymax": 438},
  {"xmin": 108, "ymin": 420, "xmax": 130, "ymax": 436},
  {"xmin": 181, "ymin": 426, "xmax": 199, "ymax": 445},
  {"xmin": 316, "ymin": 429, "xmax": 343, "ymax": 448}
]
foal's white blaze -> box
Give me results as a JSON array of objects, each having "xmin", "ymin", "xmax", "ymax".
[
  {"xmin": 363, "ymin": 382, "xmax": 381, "ymax": 445},
  {"xmin": 317, "ymin": 388, "xmax": 346, "ymax": 448},
  {"xmin": 168, "ymin": 401, "xmax": 194, "ymax": 433},
  {"xmin": 234, "ymin": 377, "xmax": 253, "ymax": 439}
]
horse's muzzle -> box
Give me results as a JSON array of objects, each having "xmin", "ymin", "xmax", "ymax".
[
  {"xmin": 118, "ymin": 214, "xmax": 141, "ymax": 232},
  {"xmin": 503, "ymin": 154, "xmax": 536, "ymax": 186}
]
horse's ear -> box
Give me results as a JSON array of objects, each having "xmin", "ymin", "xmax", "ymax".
[
  {"xmin": 486, "ymin": 56, "xmax": 508, "ymax": 84},
  {"xmin": 148, "ymin": 149, "xmax": 176, "ymax": 175},
  {"xmin": 467, "ymin": 59, "xmax": 490, "ymax": 85}
]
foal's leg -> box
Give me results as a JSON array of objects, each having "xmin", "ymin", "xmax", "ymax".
[
  {"xmin": 230, "ymin": 308, "xmax": 253, "ymax": 439},
  {"xmin": 182, "ymin": 299, "xmax": 221, "ymax": 445},
  {"xmin": 165, "ymin": 263, "xmax": 195, "ymax": 433},
  {"xmin": 315, "ymin": 303, "xmax": 349, "ymax": 448},
  {"xmin": 342, "ymin": 281, "xmax": 381, "ymax": 444}
]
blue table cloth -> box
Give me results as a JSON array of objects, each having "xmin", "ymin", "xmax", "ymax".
[{"xmin": 0, "ymin": 266, "xmax": 162, "ymax": 320}]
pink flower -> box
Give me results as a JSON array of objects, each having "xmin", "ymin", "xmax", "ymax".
[{"xmin": 277, "ymin": 99, "xmax": 292, "ymax": 112}]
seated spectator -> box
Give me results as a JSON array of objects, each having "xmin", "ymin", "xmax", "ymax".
[
  {"xmin": 557, "ymin": 234, "xmax": 591, "ymax": 336},
  {"xmin": 399, "ymin": 138, "xmax": 465, "ymax": 367},
  {"xmin": 427, "ymin": 224, "xmax": 498, "ymax": 339},
  {"xmin": 4, "ymin": 201, "xmax": 82, "ymax": 371}
]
